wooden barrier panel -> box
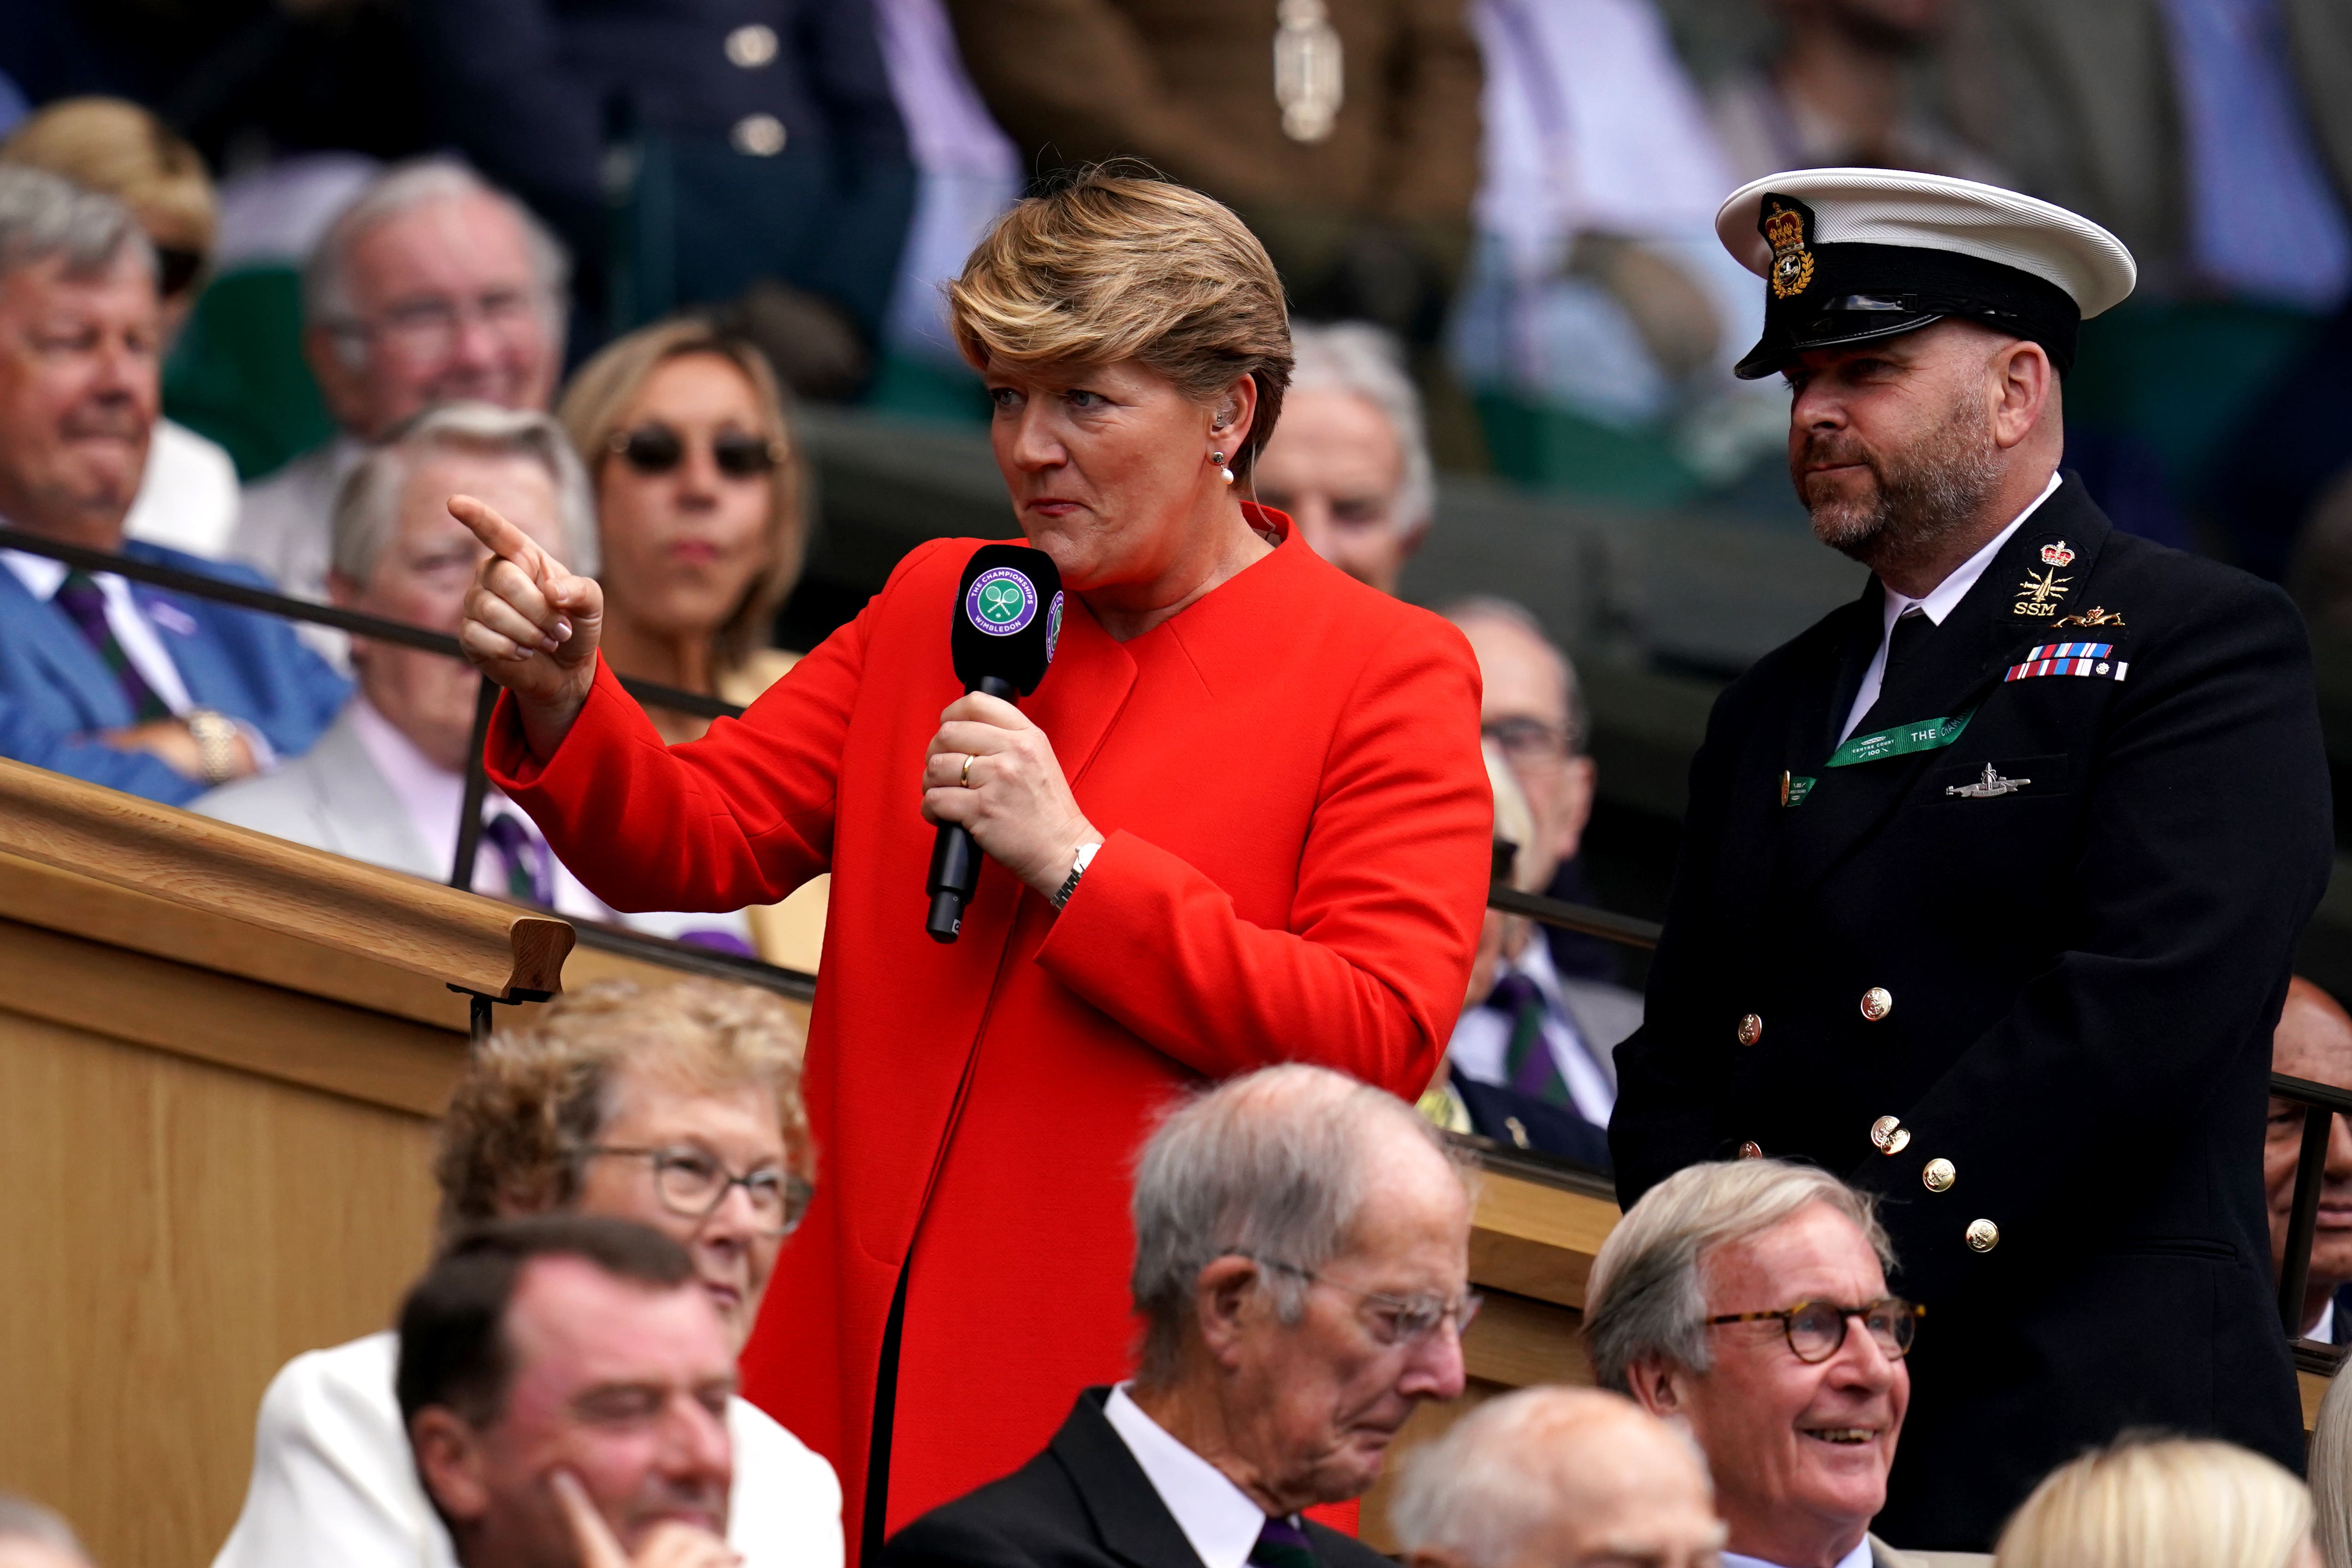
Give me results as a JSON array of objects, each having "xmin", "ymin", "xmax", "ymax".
[{"xmin": 0, "ymin": 768, "xmax": 779, "ymax": 1568}]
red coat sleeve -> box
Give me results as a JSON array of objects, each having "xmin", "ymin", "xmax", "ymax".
[
  {"xmin": 482, "ymin": 543, "xmax": 939, "ymax": 912},
  {"xmin": 1032, "ymin": 621, "xmax": 1489, "ymax": 1100}
]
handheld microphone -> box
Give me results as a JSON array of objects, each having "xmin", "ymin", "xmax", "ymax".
[{"xmin": 926, "ymin": 543, "xmax": 1065, "ymax": 942}]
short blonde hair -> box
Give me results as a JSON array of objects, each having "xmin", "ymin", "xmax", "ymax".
[
  {"xmin": 948, "ymin": 168, "xmax": 1293, "ymax": 479},
  {"xmin": 559, "ymin": 317, "xmax": 807, "ymax": 673},
  {"xmin": 0, "ymin": 96, "xmax": 214, "ymax": 257},
  {"xmin": 434, "ymin": 978, "xmax": 813, "ymax": 1231},
  {"xmin": 1996, "ymin": 1437, "xmax": 2314, "ymax": 1568}
]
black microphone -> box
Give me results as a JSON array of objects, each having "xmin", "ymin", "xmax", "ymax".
[{"xmin": 926, "ymin": 543, "xmax": 1065, "ymax": 942}]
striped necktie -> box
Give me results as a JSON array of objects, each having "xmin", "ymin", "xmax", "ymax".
[
  {"xmin": 1249, "ymin": 1517, "xmax": 1318, "ymax": 1568},
  {"xmin": 480, "ymin": 812, "xmax": 555, "ymax": 906},
  {"xmin": 1490, "ymin": 971, "xmax": 1572, "ymax": 1108},
  {"xmin": 53, "ymin": 569, "xmax": 169, "ymax": 722}
]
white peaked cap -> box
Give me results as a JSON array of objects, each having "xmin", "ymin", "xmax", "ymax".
[{"xmin": 1714, "ymin": 168, "xmax": 2138, "ymax": 319}]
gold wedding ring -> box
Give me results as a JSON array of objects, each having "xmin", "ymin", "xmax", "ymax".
[{"xmin": 960, "ymin": 754, "xmax": 975, "ymax": 788}]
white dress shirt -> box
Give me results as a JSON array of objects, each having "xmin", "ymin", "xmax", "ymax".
[
  {"xmin": 1725, "ymin": 1538, "xmax": 1873, "ymax": 1568},
  {"xmin": 3, "ymin": 547, "xmax": 198, "ymax": 714},
  {"xmin": 1836, "ymin": 472, "xmax": 2063, "ymax": 745},
  {"xmin": 1102, "ymin": 1385, "xmax": 1271, "ymax": 1568},
  {"xmin": 344, "ymin": 695, "xmax": 754, "ymax": 949},
  {"xmin": 211, "ymin": 1331, "xmax": 842, "ymax": 1568},
  {"xmin": 1443, "ymin": 939, "xmax": 1616, "ymax": 1127}
]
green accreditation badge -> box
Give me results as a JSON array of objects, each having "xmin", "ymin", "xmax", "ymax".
[
  {"xmin": 1780, "ymin": 771, "xmax": 1814, "ymax": 808},
  {"xmin": 1824, "ymin": 707, "xmax": 1977, "ymax": 769}
]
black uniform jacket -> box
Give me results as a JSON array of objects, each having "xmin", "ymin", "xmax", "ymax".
[
  {"xmin": 879, "ymin": 1387, "xmax": 1390, "ymax": 1568},
  {"xmin": 1611, "ymin": 475, "xmax": 2333, "ymax": 1548}
]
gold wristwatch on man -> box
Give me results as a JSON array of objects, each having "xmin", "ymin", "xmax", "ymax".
[{"xmin": 185, "ymin": 708, "xmax": 241, "ymax": 786}]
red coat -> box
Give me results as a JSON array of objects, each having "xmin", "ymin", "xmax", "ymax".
[{"xmin": 486, "ymin": 510, "xmax": 1488, "ymax": 1551}]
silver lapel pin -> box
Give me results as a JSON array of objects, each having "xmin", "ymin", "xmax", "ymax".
[{"xmin": 1946, "ymin": 763, "xmax": 2029, "ymax": 799}]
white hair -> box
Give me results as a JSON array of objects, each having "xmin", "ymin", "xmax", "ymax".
[
  {"xmin": 1389, "ymin": 1388, "xmax": 1708, "ymax": 1568},
  {"xmin": 1129, "ymin": 1064, "xmax": 1468, "ymax": 1386},
  {"xmin": 331, "ymin": 402, "xmax": 599, "ymax": 586},
  {"xmin": 0, "ymin": 164, "xmax": 153, "ymax": 285},
  {"xmin": 1286, "ymin": 321, "xmax": 1434, "ymax": 536},
  {"xmin": 1441, "ymin": 595, "xmax": 1588, "ymax": 756},
  {"xmin": 303, "ymin": 157, "xmax": 567, "ymax": 355},
  {"xmin": 1584, "ymin": 1160, "xmax": 1892, "ymax": 1392},
  {"xmin": 2314, "ymin": 1365, "xmax": 2352, "ymax": 1568}
]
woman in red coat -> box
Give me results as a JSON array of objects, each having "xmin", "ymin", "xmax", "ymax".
[{"xmin": 449, "ymin": 172, "xmax": 1489, "ymax": 1556}]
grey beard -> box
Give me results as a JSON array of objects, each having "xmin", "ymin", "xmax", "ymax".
[{"xmin": 1798, "ymin": 396, "xmax": 2005, "ymax": 578}]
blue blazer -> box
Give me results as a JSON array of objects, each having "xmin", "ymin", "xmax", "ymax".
[{"xmin": 0, "ymin": 541, "xmax": 350, "ymax": 805}]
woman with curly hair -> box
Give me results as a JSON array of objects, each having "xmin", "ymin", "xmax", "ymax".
[{"xmin": 213, "ymin": 979, "xmax": 841, "ymax": 1568}]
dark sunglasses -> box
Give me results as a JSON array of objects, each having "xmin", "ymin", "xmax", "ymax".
[
  {"xmin": 156, "ymin": 245, "xmax": 205, "ymax": 301},
  {"xmin": 609, "ymin": 423, "xmax": 783, "ymax": 479}
]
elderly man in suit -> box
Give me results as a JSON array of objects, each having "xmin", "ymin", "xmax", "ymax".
[
  {"xmin": 1586, "ymin": 1159, "xmax": 1989, "ymax": 1568},
  {"xmin": 1388, "ymin": 1386, "xmax": 1725, "ymax": 1568},
  {"xmin": 196, "ymin": 402, "xmax": 754, "ymax": 949},
  {"xmin": 1252, "ymin": 324, "xmax": 1432, "ymax": 598},
  {"xmin": 2268, "ymin": 978, "xmax": 2352, "ymax": 1344},
  {"xmin": 232, "ymin": 159, "xmax": 566, "ymax": 621},
  {"xmin": 880, "ymin": 1063, "xmax": 1471, "ymax": 1568},
  {"xmin": 0, "ymin": 166, "xmax": 346, "ymax": 806}
]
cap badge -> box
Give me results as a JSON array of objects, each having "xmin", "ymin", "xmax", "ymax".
[
  {"xmin": 2013, "ymin": 567, "xmax": 2071, "ymax": 618},
  {"xmin": 2039, "ymin": 540, "xmax": 2076, "ymax": 566},
  {"xmin": 1761, "ymin": 198, "xmax": 1816, "ymax": 300}
]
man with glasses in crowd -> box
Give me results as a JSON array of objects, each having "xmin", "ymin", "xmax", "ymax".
[
  {"xmin": 880, "ymin": 1064, "xmax": 1473, "ymax": 1568},
  {"xmin": 232, "ymin": 158, "xmax": 566, "ymax": 639},
  {"xmin": 1438, "ymin": 596, "xmax": 1638, "ymax": 1167},
  {"xmin": 1585, "ymin": 1159, "xmax": 1984, "ymax": 1568}
]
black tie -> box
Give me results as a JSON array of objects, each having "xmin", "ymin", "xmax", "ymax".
[{"xmin": 1856, "ymin": 609, "xmax": 1934, "ymax": 734}]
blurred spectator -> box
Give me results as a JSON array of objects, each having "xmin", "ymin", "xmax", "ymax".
[
  {"xmin": 2266, "ymin": 978, "xmax": 2352, "ymax": 1343},
  {"xmin": 0, "ymin": 1497, "xmax": 90, "ymax": 1568},
  {"xmin": 0, "ymin": 166, "xmax": 344, "ymax": 805},
  {"xmin": 867, "ymin": 0, "xmax": 1020, "ymax": 408},
  {"xmin": 1389, "ymin": 1387, "xmax": 1726, "ymax": 1568},
  {"xmin": 1435, "ymin": 598, "xmax": 1636, "ymax": 1169},
  {"xmin": 946, "ymin": 0, "xmax": 1481, "ymax": 360},
  {"xmin": 1253, "ymin": 322, "xmax": 1430, "ymax": 595},
  {"xmin": 1709, "ymin": 0, "xmax": 2008, "ymax": 188},
  {"xmin": 1451, "ymin": 0, "xmax": 1781, "ymax": 494},
  {"xmin": 1992, "ymin": 1438, "xmax": 2317, "ymax": 1568},
  {"xmin": 1586, "ymin": 1160, "xmax": 1956, "ymax": 1568},
  {"xmin": 557, "ymin": 318, "xmax": 826, "ymax": 968},
  {"xmin": 404, "ymin": 0, "xmax": 913, "ymax": 351},
  {"xmin": 215, "ymin": 980, "xmax": 840, "ymax": 1568},
  {"xmin": 232, "ymin": 158, "xmax": 565, "ymax": 622},
  {"xmin": 1446, "ymin": 596, "xmax": 1625, "ymax": 983},
  {"xmin": 197, "ymin": 402, "xmax": 758, "ymax": 954},
  {"xmin": 0, "ymin": 96, "xmax": 241, "ymax": 560},
  {"xmin": 396, "ymin": 1217, "xmax": 739, "ymax": 1568}
]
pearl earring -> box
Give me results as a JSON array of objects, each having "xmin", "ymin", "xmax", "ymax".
[{"xmin": 1209, "ymin": 450, "xmax": 1235, "ymax": 485}]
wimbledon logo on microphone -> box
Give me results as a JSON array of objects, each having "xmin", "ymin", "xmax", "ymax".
[{"xmin": 966, "ymin": 567, "xmax": 1039, "ymax": 637}]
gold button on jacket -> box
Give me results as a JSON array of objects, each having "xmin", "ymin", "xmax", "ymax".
[
  {"xmin": 1861, "ymin": 987, "xmax": 1893, "ymax": 1022},
  {"xmin": 1870, "ymin": 1114, "xmax": 1909, "ymax": 1154},
  {"xmin": 1737, "ymin": 1140, "xmax": 1764, "ymax": 1159},
  {"xmin": 1737, "ymin": 1012, "xmax": 1763, "ymax": 1046},
  {"xmin": 1966, "ymin": 1218, "xmax": 2000, "ymax": 1252},
  {"xmin": 1923, "ymin": 1158, "xmax": 1956, "ymax": 1192}
]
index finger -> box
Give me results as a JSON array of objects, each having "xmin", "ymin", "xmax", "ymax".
[
  {"xmin": 551, "ymin": 1469, "xmax": 631, "ymax": 1568},
  {"xmin": 449, "ymin": 493, "xmax": 552, "ymax": 585}
]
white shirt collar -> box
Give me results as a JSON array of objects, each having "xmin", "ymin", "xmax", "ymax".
[
  {"xmin": 343, "ymin": 692, "xmax": 517, "ymax": 882},
  {"xmin": 1723, "ymin": 1535, "xmax": 1873, "ymax": 1568},
  {"xmin": 1101, "ymin": 1385, "xmax": 1271, "ymax": 1568},
  {"xmin": 1837, "ymin": 470, "xmax": 2063, "ymax": 744},
  {"xmin": 1879, "ymin": 468, "xmax": 2062, "ymax": 635},
  {"xmin": 2, "ymin": 543, "xmax": 198, "ymax": 716},
  {"xmin": 2, "ymin": 548, "xmax": 68, "ymax": 600}
]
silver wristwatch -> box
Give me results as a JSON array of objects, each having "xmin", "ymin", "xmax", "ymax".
[{"xmin": 1049, "ymin": 841, "xmax": 1103, "ymax": 912}]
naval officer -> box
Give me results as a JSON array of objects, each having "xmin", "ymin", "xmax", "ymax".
[{"xmin": 1609, "ymin": 168, "xmax": 2334, "ymax": 1550}]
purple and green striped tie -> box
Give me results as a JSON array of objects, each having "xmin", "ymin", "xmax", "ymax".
[
  {"xmin": 54, "ymin": 569, "xmax": 169, "ymax": 722},
  {"xmin": 1249, "ymin": 1517, "xmax": 1318, "ymax": 1568}
]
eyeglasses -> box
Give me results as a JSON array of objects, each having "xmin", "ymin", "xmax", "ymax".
[
  {"xmin": 1252, "ymin": 1256, "xmax": 1483, "ymax": 1348},
  {"xmin": 1483, "ymin": 716, "xmax": 1576, "ymax": 766},
  {"xmin": 330, "ymin": 288, "xmax": 548, "ymax": 360},
  {"xmin": 578, "ymin": 1144, "xmax": 813, "ymax": 1236},
  {"xmin": 609, "ymin": 423, "xmax": 784, "ymax": 479},
  {"xmin": 1705, "ymin": 1297, "xmax": 1923, "ymax": 1363}
]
